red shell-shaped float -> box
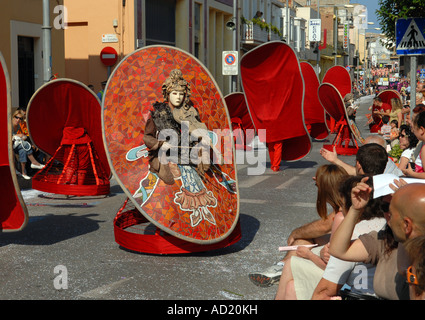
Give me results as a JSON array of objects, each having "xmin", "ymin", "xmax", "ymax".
[
  {"xmin": 240, "ymin": 41, "xmax": 311, "ymax": 162},
  {"xmin": 27, "ymin": 79, "xmax": 111, "ymax": 196}
]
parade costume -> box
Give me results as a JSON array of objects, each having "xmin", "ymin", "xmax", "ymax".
[{"xmin": 102, "ymin": 46, "xmax": 240, "ymax": 253}]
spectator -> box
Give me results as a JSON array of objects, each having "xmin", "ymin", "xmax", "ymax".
[
  {"xmin": 390, "ymin": 120, "xmax": 400, "ymax": 148},
  {"xmin": 274, "ymin": 166, "xmax": 349, "ymax": 299},
  {"xmin": 253, "ymin": 11, "xmax": 265, "ymax": 22},
  {"xmin": 12, "ymin": 110, "xmax": 45, "ymax": 179},
  {"xmin": 250, "ymin": 142, "xmax": 390, "ymax": 288},
  {"xmin": 329, "ymin": 181, "xmax": 425, "ymax": 299},
  {"xmin": 97, "ymin": 80, "xmax": 107, "ymax": 101},
  {"xmin": 370, "ymin": 97, "xmax": 391, "ymax": 133},
  {"xmin": 402, "ymin": 104, "xmax": 410, "ymax": 125},
  {"xmin": 320, "ymin": 135, "xmax": 403, "ymax": 177},
  {"xmin": 249, "ymin": 164, "xmax": 349, "ymax": 287},
  {"xmin": 397, "ymin": 124, "xmax": 419, "ymax": 171},
  {"xmin": 378, "ymin": 115, "xmax": 391, "ymax": 145},
  {"xmin": 312, "ymin": 176, "xmax": 387, "ymax": 300},
  {"xmin": 402, "ymin": 111, "xmax": 425, "ymax": 177},
  {"xmin": 404, "ymin": 236, "xmax": 425, "ymax": 300}
]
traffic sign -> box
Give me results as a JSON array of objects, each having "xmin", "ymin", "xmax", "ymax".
[
  {"xmin": 100, "ymin": 46, "xmax": 118, "ymax": 66},
  {"xmin": 309, "ymin": 19, "xmax": 321, "ymax": 42},
  {"xmin": 222, "ymin": 51, "xmax": 238, "ymax": 75},
  {"xmin": 396, "ymin": 18, "xmax": 425, "ymax": 55}
]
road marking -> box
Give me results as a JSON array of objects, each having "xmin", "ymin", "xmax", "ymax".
[
  {"xmin": 79, "ymin": 277, "xmax": 133, "ymax": 298},
  {"xmin": 238, "ymin": 175, "xmax": 269, "ymax": 188},
  {"xmin": 239, "ymin": 198, "xmax": 267, "ymax": 204},
  {"xmin": 287, "ymin": 202, "xmax": 316, "ymax": 208},
  {"xmin": 299, "ymin": 168, "xmax": 314, "ymax": 175},
  {"xmin": 276, "ymin": 176, "xmax": 298, "ymax": 189}
]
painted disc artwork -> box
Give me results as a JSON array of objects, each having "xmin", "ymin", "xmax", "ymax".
[
  {"xmin": 0, "ymin": 52, "xmax": 28, "ymax": 231},
  {"xmin": 103, "ymin": 45, "xmax": 239, "ymax": 245}
]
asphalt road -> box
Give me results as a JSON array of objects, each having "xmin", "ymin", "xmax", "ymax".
[{"xmin": 0, "ymin": 95, "xmax": 374, "ymax": 304}]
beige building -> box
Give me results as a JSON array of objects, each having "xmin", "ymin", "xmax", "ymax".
[
  {"xmin": 64, "ymin": 0, "xmax": 238, "ymax": 95},
  {"xmin": 0, "ymin": 0, "xmax": 65, "ymax": 108}
]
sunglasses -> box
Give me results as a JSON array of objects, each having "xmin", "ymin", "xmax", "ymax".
[
  {"xmin": 14, "ymin": 116, "xmax": 23, "ymax": 120},
  {"xmin": 407, "ymin": 266, "xmax": 419, "ymax": 286}
]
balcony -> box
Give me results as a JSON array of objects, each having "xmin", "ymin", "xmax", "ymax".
[{"xmin": 241, "ymin": 22, "xmax": 282, "ymax": 48}]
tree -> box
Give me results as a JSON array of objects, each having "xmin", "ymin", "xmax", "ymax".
[{"xmin": 377, "ymin": 0, "xmax": 425, "ymax": 49}]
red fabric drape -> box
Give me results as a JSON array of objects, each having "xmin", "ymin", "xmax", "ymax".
[
  {"xmin": 300, "ymin": 62, "xmax": 329, "ymax": 140},
  {"xmin": 318, "ymin": 83, "xmax": 346, "ymax": 121},
  {"xmin": 322, "ymin": 66, "xmax": 352, "ymax": 99},
  {"xmin": 240, "ymin": 41, "xmax": 311, "ymax": 161}
]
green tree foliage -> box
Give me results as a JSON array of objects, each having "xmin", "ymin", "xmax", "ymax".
[{"xmin": 377, "ymin": 0, "xmax": 425, "ymax": 49}]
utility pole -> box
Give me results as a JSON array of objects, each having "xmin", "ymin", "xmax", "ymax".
[
  {"xmin": 232, "ymin": 0, "xmax": 237, "ymax": 92},
  {"xmin": 42, "ymin": 0, "xmax": 52, "ymax": 82}
]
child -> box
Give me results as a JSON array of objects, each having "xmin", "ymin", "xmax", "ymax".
[
  {"xmin": 402, "ymin": 111, "xmax": 425, "ymax": 177},
  {"xmin": 378, "ymin": 115, "xmax": 391, "ymax": 147},
  {"xmin": 390, "ymin": 119, "xmax": 399, "ymax": 148}
]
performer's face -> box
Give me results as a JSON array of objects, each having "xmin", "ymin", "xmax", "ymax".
[{"xmin": 169, "ymin": 90, "xmax": 185, "ymax": 107}]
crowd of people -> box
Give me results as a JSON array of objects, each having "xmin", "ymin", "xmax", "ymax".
[{"xmin": 249, "ymin": 81, "xmax": 425, "ymax": 300}]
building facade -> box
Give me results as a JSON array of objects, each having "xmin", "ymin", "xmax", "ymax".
[{"xmin": 0, "ymin": 0, "xmax": 65, "ymax": 109}]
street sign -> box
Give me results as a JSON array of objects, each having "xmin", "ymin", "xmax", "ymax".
[
  {"xmin": 396, "ymin": 18, "xmax": 425, "ymax": 55},
  {"xmin": 222, "ymin": 51, "xmax": 238, "ymax": 75},
  {"xmin": 102, "ymin": 34, "xmax": 119, "ymax": 43},
  {"xmin": 100, "ymin": 47, "xmax": 118, "ymax": 66},
  {"xmin": 309, "ymin": 19, "xmax": 321, "ymax": 42}
]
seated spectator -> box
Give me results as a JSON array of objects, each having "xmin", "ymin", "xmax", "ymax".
[
  {"xmin": 274, "ymin": 165, "xmax": 348, "ymax": 299},
  {"xmin": 249, "ymin": 164, "xmax": 348, "ymax": 287},
  {"xmin": 396, "ymin": 124, "xmax": 419, "ymax": 171},
  {"xmin": 320, "ymin": 135, "xmax": 403, "ymax": 176},
  {"xmin": 276, "ymin": 175, "xmax": 386, "ymax": 300},
  {"xmin": 249, "ymin": 143, "xmax": 389, "ymax": 288},
  {"xmin": 402, "ymin": 105, "xmax": 410, "ymax": 125},
  {"xmin": 402, "ymin": 111, "xmax": 425, "ymax": 177},
  {"xmin": 378, "ymin": 115, "xmax": 391, "ymax": 145},
  {"xmin": 404, "ymin": 235, "xmax": 425, "ymax": 300},
  {"xmin": 12, "ymin": 110, "xmax": 44, "ymax": 179},
  {"xmin": 389, "ymin": 120, "xmax": 399, "ymax": 148},
  {"xmin": 329, "ymin": 181, "xmax": 425, "ymax": 299}
]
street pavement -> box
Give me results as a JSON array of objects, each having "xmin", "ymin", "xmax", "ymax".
[{"xmin": 0, "ymin": 95, "xmax": 374, "ymax": 302}]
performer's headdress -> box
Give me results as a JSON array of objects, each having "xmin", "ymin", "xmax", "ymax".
[{"xmin": 162, "ymin": 69, "xmax": 191, "ymax": 104}]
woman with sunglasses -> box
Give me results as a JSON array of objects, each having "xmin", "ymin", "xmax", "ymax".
[
  {"xmin": 404, "ymin": 236, "xmax": 425, "ymax": 300},
  {"xmin": 397, "ymin": 124, "xmax": 419, "ymax": 171},
  {"xmin": 12, "ymin": 110, "xmax": 44, "ymax": 180}
]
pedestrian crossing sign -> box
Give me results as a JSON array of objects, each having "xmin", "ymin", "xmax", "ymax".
[{"xmin": 396, "ymin": 18, "xmax": 425, "ymax": 55}]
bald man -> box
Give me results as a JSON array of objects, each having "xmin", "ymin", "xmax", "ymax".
[
  {"xmin": 320, "ymin": 134, "xmax": 403, "ymax": 176},
  {"xmin": 329, "ymin": 183, "xmax": 425, "ymax": 299}
]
